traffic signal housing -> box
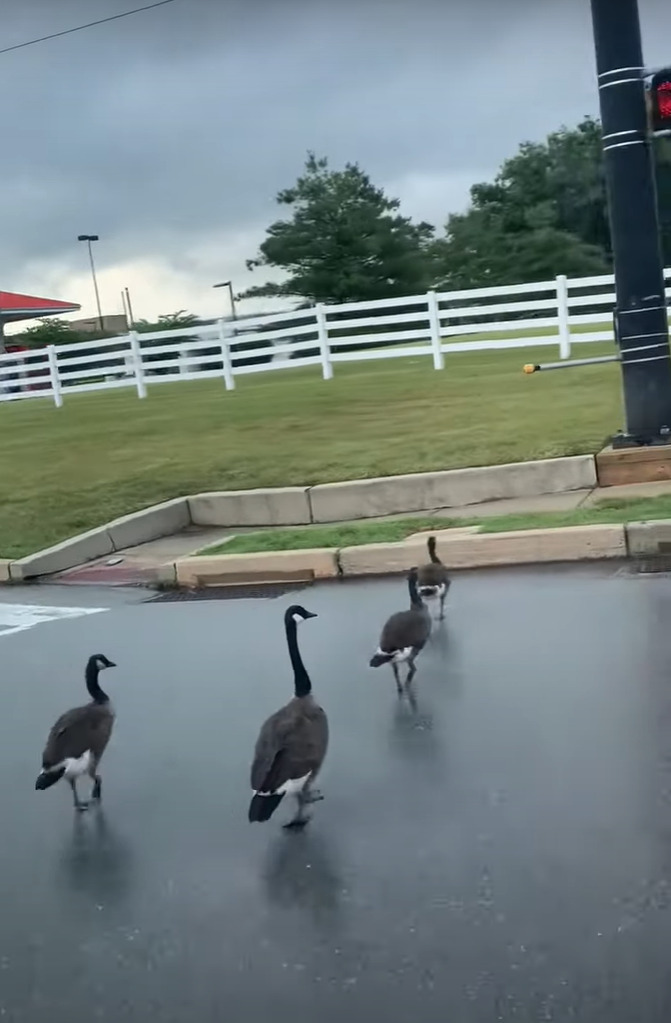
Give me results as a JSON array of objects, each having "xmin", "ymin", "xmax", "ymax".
[{"xmin": 649, "ymin": 68, "xmax": 671, "ymax": 135}]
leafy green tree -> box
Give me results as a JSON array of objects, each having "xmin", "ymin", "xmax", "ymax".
[
  {"xmin": 14, "ymin": 318, "xmax": 79, "ymax": 349},
  {"xmin": 473, "ymin": 118, "xmax": 610, "ymax": 253},
  {"xmin": 242, "ymin": 153, "xmax": 436, "ymax": 304},
  {"xmin": 134, "ymin": 310, "xmax": 199, "ymax": 332},
  {"xmin": 434, "ymin": 208, "xmax": 608, "ymax": 290},
  {"xmin": 433, "ymin": 117, "xmax": 614, "ymax": 289}
]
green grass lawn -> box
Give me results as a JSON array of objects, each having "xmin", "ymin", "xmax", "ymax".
[
  {"xmin": 0, "ymin": 343, "xmax": 621, "ymax": 559},
  {"xmin": 199, "ymin": 493, "xmax": 671, "ymax": 555}
]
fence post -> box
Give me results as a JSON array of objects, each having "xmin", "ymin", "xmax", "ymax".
[
  {"xmin": 427, "ymin": 291, "xmax": 444, "ymax": 370},
  {"xmin": 556, "ymin": 274, "xmax": 571, "ymax": 359},
  {"xmin": 46, "ymin": 345, "xmax": 63, "ymax": 408},
  {"xmin": 129, "ymin": 331, "xmax": 147, "ymax": 399},
  {"xmin": 315, "ymin": 304, "xmax": 333, "ymax": 380},
  {"xmin": 217, "ymin": 318, "xmax": 235, "ymax": 390}
]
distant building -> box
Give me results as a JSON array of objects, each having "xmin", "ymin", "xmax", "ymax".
[{"xmin": 68, "ymin": 314, "xmax": 128, "ymax": 335}]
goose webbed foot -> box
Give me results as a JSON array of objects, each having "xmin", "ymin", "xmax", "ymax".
[
  {"xmin": 91, "ymin": 776, "xmax": 102, "ymax": 802},
  {"xmin": 283, "ymin": 815, "xmax": 311, "ymax": 830},
  {"xmin": 392, "ymin": 662, "xmax": 403, "ymax": 696},
  {"xmin": 284, "ymin": 787, "xmax": 318, "ymax": 827}
]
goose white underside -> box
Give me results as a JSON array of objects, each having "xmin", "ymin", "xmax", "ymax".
[
  {"xmin": 376, "ymin": 645, "xmax": 413, "ymax": 664},
  {"xmin": 256, "ymin": 771, "xmax": 311, "ymax": 798},
  {"xmin": 64, "ymin": 750, "xmax": 94, "ymax": 779},
  {"xmin": 40, "ymin": 749, "xmax": 93, "ymax": 782}
]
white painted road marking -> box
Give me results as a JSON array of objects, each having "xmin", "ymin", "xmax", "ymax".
[{"xmin": 0, "ymin": 603, "xmax": 108, "ymax": 639}]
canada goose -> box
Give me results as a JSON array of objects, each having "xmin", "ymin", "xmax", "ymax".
[
  {"xmin": 249, "ymin": 605, "xmax": 328, "ymax": 830},
  {"xmin": 369, "ymin": 567, "xmax": 432, "ymax": 694},
  {"xmin": 417, "ymin": 535, "xmax": 451, "ymax": 620},
  {"xmin": 35, "ymin": 654, "xmax": 117, "ymax": 812}
]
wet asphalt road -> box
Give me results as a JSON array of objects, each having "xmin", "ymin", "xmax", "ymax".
[{"xmin": 1, "ymin": 565, "xmax": 671, "ymax": 1021}]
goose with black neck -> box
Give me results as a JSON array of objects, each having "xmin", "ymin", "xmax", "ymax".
[
  {"xmin": 369, "ymin": 567, "xmax": 432, "ymax": 697},
  {"xmin": 35, "ymin": 654, "xmax": 117, "ymax": 812},
  {"xmin": 248, "ymin": 605, "xmax": 329, "ymax": 829},
  {"xmin": 417, "ymin": 535, "xmax": 451, "ymax": 621}
]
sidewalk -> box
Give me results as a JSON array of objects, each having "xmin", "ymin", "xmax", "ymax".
[{"xmin": 49, "ymin": 479, "xmax": 671, "ymax": 587}]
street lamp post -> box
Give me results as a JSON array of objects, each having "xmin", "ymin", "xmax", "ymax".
[
  {"xmin": 590, "ymin": 0, "xmax": 671, "ymax": 446},
  {"xmin": 125, "ymin": 287, "xmax": 135, "ymax": 326},
  {"xmin": 213, "ymin": 280, "xmax": 237, "ymax": 321},
  {"xmin": 77, "ymin": 234, "xmax": 104, "ymax": 332}
]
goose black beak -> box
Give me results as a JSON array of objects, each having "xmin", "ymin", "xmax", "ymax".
[{"xmin": 304, "ymin": 611, "xmax": 318, "ymax": 620}]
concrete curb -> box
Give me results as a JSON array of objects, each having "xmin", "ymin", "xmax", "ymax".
[
  {"xmin": 176, "ymin": 549, "xmax": 339, "ymax": 588},
  {"xmin": 10, "ymin": 528, "xmax": 116, "ymax": 582},
  {"xmin": 308, "ymin": 456, "xmax": 597, "ymax": 523},
  {"xmin": 340, "ymin": 524, "xmax": 626, "ymax": 575},
  {"xmin": 625, "ymin": 519, "xmax": 671, "ymax": 557},
  {"xmin": 107, "ymin": 498, "xmax": 191, "ymax": 550},
  {"xmin": 171, "ymin": 523, "xmax": 628, "ymax": 587},
  {"xmin": 1, "ymin": 454, "xmax": 600, "ymax": 581},
  {"xmin": 0, "ymin": 560, "xmax": 11, "ymax": 584},
  {"xmin": 189, "ymin": 488, "xmax": 312, "ymax": 527}
]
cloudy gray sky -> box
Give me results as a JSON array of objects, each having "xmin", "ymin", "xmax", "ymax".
[{"xmin": 1, "ymin": 0, "xmax": 669, "ymax": 327}]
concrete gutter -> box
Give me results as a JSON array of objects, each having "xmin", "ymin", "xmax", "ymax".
[
  {"xmin": 8, "ymin": 499, "xmax": 191, "ymax": 582},
  {"xmin": 2, "ymin": 454, "xmax": 598, "ymax": 582}
]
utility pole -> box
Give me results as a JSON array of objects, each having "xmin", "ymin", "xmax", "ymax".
[
  {"xmin": 77, "ymin": 234, "xmax": 104, "ymax": 333},
  {"xmin": 590, "ymin": 0, "xmax": 671, "ymax": 446},
  {"xmin": 213, "ymin": 280, "xmax": 237, "ymax": 320},
  {"xmin": 125, "ymin": 287, "xmax": 135, "ymax": 327}
]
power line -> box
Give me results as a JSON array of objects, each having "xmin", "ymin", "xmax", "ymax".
[{"xmin": 0, "ymin": 0, "xmax": 179, "ymax": 56}]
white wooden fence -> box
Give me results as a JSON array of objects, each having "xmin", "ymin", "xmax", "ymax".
[{"xmin": 2, "ymin": 268, "xmax": 670, "ymax": 407}]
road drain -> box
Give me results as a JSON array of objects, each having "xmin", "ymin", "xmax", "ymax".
[
  {"xmin": 147, "ymin": 581, "xmax": 313, "ymax": 602},
  {"xmin": 627, "ymin": 555, "xmax": 671, "ymax": 575}
]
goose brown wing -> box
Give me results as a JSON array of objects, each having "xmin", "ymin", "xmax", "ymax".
[
  {"xmin": 379, "ymin": 610, "xmax": 429, "ymax": 652},
  {"xmin": 417, "ymin": 562, "xmax": 449, "ymax": 587},
  {"xmin": 42, "ymin": 703, "xmax": 114, "ymax": 769},
  {"xmin": 250, "ymin": 703, "xmax": 328, "ymax": 794}
]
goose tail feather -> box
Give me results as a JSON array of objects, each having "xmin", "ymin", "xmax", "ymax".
[
  {"xmin": 248, "ymin": 791, "xmax": 285, "ymax": 823},
  {"xmin": 35, "ymin": 766, "xmax": 65, "ymax": 791},
  {"xmin": 369, "ymin": 651, "xmax": 393, "ymax": 668}
]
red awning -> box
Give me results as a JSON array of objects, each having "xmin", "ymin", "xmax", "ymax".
[{"xmin": 0, "ymin": 290, "xmax": 80, "ymax": 324}]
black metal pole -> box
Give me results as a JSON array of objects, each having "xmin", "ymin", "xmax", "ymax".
[
  {"xmin": 228, "ymin": 281, "xmax": 237, "ymax": 321},
  {"xmin": 590, "ymin": 0, "xmax": 671, "ymax": 446},
  {"xmin": 86, "ymin": 239, "xmax": 104, "ymax": 333},
  {"xmin": 125, "ymin": 287, "xmax": 135, "ymax": 327}
]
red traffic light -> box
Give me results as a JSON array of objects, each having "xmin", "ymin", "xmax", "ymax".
[{"xmin": 649, "ymin": 69, "xmax": 671, "ymax": 133}]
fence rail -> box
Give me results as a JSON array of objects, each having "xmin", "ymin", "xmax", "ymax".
[{"xmin": 2, "ymin": 268, "xmax": 671, "ymax": 406}]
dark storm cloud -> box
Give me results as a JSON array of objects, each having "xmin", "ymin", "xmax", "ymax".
[{"xmin": 0, "ymin": 0, "xmax": 669, "ymax": 283}]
